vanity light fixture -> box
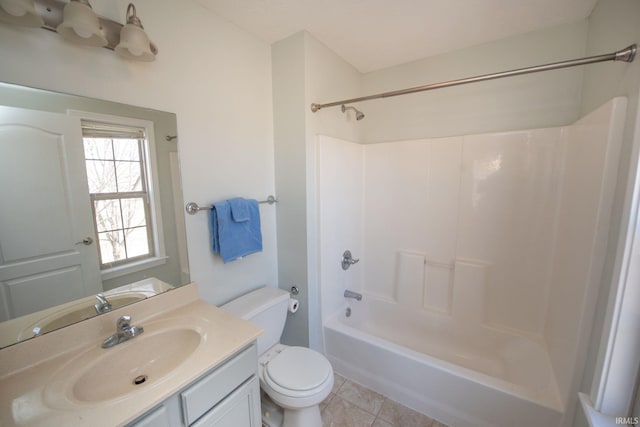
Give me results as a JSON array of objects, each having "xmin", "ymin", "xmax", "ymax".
[
  {"xmin": 0, "ymin": 0, "xmax": 43, "ymax": 27},
  {"xmin": 56, "ymin": 0, "xmax": 106, "ymax": 47},
  {"xmin": 115, "ymin": 3, "xmax": 154, "ymax": 61},
  {"xmin": 0, "ymin": 0, "xmax": 157, "ymax": 61}
]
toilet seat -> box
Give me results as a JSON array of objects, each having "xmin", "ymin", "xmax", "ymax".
[
  {"xmin": 258, "ymin": 345, "xmax": 334, "ymax": 426},
  {"xmin": 264, "ymin": 346, "xmax": 332, "ymax": 398}
]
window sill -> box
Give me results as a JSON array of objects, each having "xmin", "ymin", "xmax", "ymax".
[{"xmin": 101, "ymin": 256, "xmax": 169, "ymax": 281}]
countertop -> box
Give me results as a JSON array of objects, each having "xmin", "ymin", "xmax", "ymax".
[{"xmin": 0, "ymin": 283, "xmax": 262, "ymax": 427}]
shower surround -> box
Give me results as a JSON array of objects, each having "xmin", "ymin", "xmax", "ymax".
[{"xmin": 317, "ymin": 97, "xmax": 627, "ymax": 427}]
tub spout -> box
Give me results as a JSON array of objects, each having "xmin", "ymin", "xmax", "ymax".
[{"xmin": 344, "ymin": 290, "xmax": 362, "ymax": 301}]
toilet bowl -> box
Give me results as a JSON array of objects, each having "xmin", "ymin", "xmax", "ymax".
[
  {"xmin": 220, "ymin": 286, "xmax": 334, "ymax": 427},
  {"xmin": 259, "ymin": 344, "xmax": 333, "ymax": 427}
]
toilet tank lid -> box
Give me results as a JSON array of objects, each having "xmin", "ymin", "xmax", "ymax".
[{"xmin": 220, "ymin": 286, "xmax": 290, "ymax": 320}]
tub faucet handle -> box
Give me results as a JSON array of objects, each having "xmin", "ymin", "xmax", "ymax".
[{"xmin": 341, "ymin": 250, "xmax": 360, "ymax": 270}]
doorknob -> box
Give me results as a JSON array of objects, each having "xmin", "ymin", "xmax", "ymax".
[{"xmin": 75, "ymin": 237, "xmax": 94, "ymax": 246}]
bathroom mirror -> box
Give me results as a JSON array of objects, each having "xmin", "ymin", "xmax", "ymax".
[{"xmin": 0, "ymin": 82, "xmax": 190, "ymax": 348}]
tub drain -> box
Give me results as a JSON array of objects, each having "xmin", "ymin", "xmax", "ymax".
[{"xmin": 133, "ymin": 375, "xmax": 148, "ymax": 385}]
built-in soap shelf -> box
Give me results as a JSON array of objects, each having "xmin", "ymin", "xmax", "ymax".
[{"xmin": 393, "ymin": 251, "xmax": 487, "ymax": 323}]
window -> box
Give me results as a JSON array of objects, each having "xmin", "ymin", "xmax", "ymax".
[{"xmin": 81, "ymin": 121, "xmax": 154, "ymax": 269}]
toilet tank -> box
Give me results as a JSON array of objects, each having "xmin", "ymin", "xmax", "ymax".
[{"xmin": 220, "ymin": 286, "xmax": 290, "ymax": 355}]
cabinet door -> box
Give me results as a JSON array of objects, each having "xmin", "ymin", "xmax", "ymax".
[
  {"xmin": 191, "ymin": 377, "xmax": 260, "ymax": 427},
  {"xmin": 129, "ymin": 405, "xmax": 171, "ymax": 427},
  {"xmin": 181, "ymin": 344, "xmax": 256, "ymax": 425}
]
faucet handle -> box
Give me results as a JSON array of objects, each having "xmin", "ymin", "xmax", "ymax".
[
  {"xmin": 94, "ymin": 294, "xmax": 113, "ymax": 314},
  {"xmin": 117, "ymin": 316, "xmax": 132, "ymax": 331},
  {"xmin": 341, "ymin": 250, "xmax": 360, "ymax": 270}
]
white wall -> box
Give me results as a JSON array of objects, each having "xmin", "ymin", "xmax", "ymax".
[
  {"xmin": 304, "ymin": 33, "xmax": 362, "ymax": 348},
  {"xmin": 360, "ymin": 20, "xmax": 588, "ymax": 142},
  {"xmin": 272, "ymin": 32, "xmax": 309, "ymax": 346},
  {"xmin": 580, "ymin": 0, "xmax": 640, "ymax": 116},
  {"xmin": 0, "ymin": 0, "xmax": 277, "ymax": 305},
  {"xmin": 272, "ymin": 31, "xmax": 361, "ymax": 348}
]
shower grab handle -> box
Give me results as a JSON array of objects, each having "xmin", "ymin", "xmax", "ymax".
[{"xmin": 341, "ymin": 250, "xmax": 360, "ymax": 270}]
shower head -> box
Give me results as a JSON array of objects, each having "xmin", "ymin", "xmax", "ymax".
[{"xmin": 341, "ymin": 104, "xmax": 365, "ymax": 121}]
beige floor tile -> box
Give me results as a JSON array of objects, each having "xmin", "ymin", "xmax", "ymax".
[
  {"xmin": 332, "ymin": 373, "xmax": 346, "ymax": 394},
  {"xmin": 377, "ymin": 399, "xmax": 434, "ymax": 427},
  {"xmin": 337, "ymin": 380, "xmax": 385, "ymax": 415},
  {"xmin": 320, "ymin": 392, "xmax": 335, "ymax": 413},
  {"xmin": 372, "ymin": 418, "xmax": 394, "ymax": 427},
  {"xmin": 322, "ymin": 395, "xmax": 376, "ymax": 427}
]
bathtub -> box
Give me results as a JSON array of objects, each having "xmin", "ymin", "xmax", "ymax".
[{"xmin": 323, "ymin": 296, "xmax": 564, "ymax": 427}]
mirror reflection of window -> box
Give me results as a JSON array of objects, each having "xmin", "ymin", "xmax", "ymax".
[{"xmin": 81, "ymin": 121, "xmax": 154, "ymax": 269}]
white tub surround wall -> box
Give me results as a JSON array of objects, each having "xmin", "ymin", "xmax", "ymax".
[
  {"xmin": 0, "ymin": 0, "xmax": 277, "ymax": 307},
  {"xmin": 575, "ymin": 1, "xmax": 640, "ymax": 425},
  {"xmin": 580, "ymin": 96, "xmax": 640, "ymax": 426},
  {"xmin": 544, "ymin": 98, "xmax": 627, "ymax": 410},
  {"xmin": 275, "ymin": 19, "xmax": 591, "ymax": 348},
  {"xmin": 318, "ymin": 97, "xmax": 626, "ymax": 427},
  {"xmin": 317, "ymin": 136, "xmax": 364, "ymax": 323}
]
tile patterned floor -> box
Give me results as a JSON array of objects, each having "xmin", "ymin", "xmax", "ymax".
[{"xmin": 321, "ymin": 373, "xmax": 449, "ymax": 427}]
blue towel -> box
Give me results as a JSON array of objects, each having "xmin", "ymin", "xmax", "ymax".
[
  {"xmin": 210, "ymin": 198, "xmax": 262, "ymax": 263},
  {"xmin": 228, "ymin": 197, "xmax": 250, "ymax": 222}
]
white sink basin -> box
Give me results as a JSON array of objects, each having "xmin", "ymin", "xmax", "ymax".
[
  {"xmin": 0, "ymin": 284, "xmax": 264, "ymax": 427},
  {"xmin": 73, "ymin": 328, "xmax": 201, "ymax": 402},
  {"xmin": 44, "ymin": 320, "xmax": 203, "ymax": 405}
]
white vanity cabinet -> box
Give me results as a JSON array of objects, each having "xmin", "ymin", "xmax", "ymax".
[{"xmin": 128, "ymin": 343, "xmax": 261, "ymax": 427}]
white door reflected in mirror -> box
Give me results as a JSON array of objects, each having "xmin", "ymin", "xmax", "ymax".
[{"xmin": 0, "ymin": 106, "xmax": 102, "ymax": 321}]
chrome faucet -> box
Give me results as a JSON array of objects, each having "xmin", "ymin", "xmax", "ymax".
[
  {"xmin": 101, "ymin": 315, "xmax": 144, "ymax": 348},
  {"xmin": 344, "ymin": 290, "xmax": 363, "ymax": 301},
  {"xmin": 94, "ymin": 294, "xmax": 112, "ymax": 314},
  {"xmin": 341, "ymin": 250, "xmax": 360, "ymax": 270}
]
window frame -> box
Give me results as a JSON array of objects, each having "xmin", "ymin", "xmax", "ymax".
[{"xmin": 68, "ymin": 110, "xmax": 167, "ymax": 280}]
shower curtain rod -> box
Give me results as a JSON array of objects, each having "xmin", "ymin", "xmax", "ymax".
[{"xmin": 310, "ymin": 44, "xmax": 637, "ymax": 113}]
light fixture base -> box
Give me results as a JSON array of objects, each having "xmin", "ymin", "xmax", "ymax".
[
  {"xmin": 0, "ymin": 0, "xmax": 44, "ymax": 27},
  {"xmin": 29, "ymin": 0, "xmax": 157, "ymax": 57}
]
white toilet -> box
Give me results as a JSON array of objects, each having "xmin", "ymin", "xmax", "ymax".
[{"xmin": 221, "ymin": 286, "xmax": 333, "ymax": 427}]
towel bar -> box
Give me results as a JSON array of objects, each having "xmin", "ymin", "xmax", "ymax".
[{"xmin": 185, "ymin": 195, "xmax": 278, "ymax": 215}]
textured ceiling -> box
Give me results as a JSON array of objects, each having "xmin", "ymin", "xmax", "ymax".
[{"xmin": 197, "ymin": 0, "xmax": 598, "ymax": 73}]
